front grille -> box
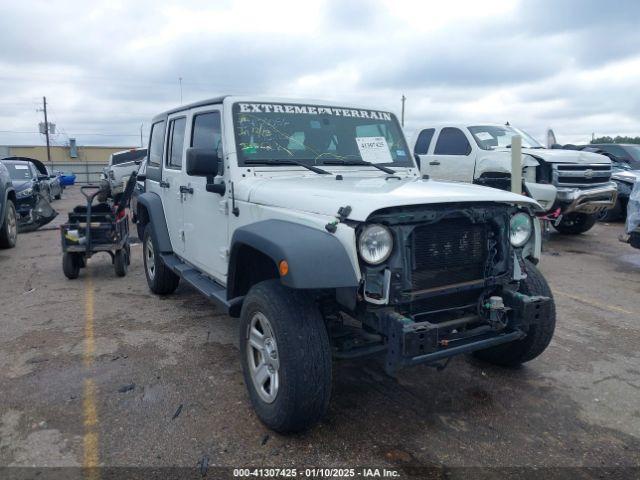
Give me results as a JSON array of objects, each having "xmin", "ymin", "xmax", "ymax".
[
  {"xmin": 411, "ymin": 220, "xmax": 488, "ymax": 291},
  {"xmin": 553, "ymin": 164, "xmax": 611, "ymax": 187}
]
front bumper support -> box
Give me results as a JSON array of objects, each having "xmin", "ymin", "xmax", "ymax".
[
  {"xmin": 556, "ymin": 182, "xmax": 618, "ymax": 215},
  {"xmin": 377, "ymin": 290, "xmax": 552, "ymax": 375}
]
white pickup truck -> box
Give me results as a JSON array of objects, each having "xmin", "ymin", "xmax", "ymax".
[
  {"xmin": 101, "ymin": 148, "xmax": 147, "ymax": 199},
  {"xmin": 410, "ymin": 124, "xmax": 618, "ymax": 234}
]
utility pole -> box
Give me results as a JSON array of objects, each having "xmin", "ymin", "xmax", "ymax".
[
  {"xmin": 179, "ymin": 77, "xmax": 183, "ymax": 105},
  {"xmin": 42, "ymin": 96, "xmax": 51, "ymax": 164},
  {"xmin": 401, "ymin": 94, "xmax": 406, "ymax": 127},
  {"xmin": 140, "ymin": 123, "xmax": 144, "ymax": 148}
]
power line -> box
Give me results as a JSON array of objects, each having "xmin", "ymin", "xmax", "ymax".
[{"xmin": 0, "ymin": 130, "xmax": 139, "ymax": 137}]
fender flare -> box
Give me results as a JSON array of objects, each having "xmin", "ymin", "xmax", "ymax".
[
  {"xmin": 229, "ymin": 219, "xmax": 359, "ymax": 291},
  {"xmin": 136, "ymin": 192, "xmax": 173, "ymax": 252}
]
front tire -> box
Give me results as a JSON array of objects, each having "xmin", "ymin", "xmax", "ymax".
[
  {"xmin": 474, "ymin": 261, "xmax": 556, "ymax": 367},
  {"xmin": 552, "ymin": 213, "xmax": 597, "ymax": 234},
  {"xmin": 239, "ymin": 280, "xmax": 332, "ymax": 433},
  {"xmin": 142, "ymin": 227, "xmax": 179, "ymax": 294},
  {"xmin": 0, "ymin": 200, "xmax": 18, "ymax": 248}
]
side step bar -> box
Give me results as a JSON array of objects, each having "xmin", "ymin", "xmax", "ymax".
[{"xmin": 160, "ymin": 253, "xmax": 244, "ymax": 317}]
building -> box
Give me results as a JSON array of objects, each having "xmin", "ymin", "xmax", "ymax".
[
  {"xmin": 0, "ymin": 144, "xmax": 137, "ymax": 183},
  {"xmin": 0, "ymin": 144, "xmax": 135, "ymax": 164}
]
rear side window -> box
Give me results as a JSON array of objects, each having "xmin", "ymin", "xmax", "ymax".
[
  {"xmin": 434, "ymin": 128, "xmax": 471, "ymax": 155},
  {"xmin": 191, "ymin": 111, "xmax": 222, "ymax": 151},
  {"xmin": 148, "ymin": 121, "xmax": 166, "ymax": 166},
  {"xmin": 167, "ymin": 117, "xmax": 186, "ymax": 169},
  {"xmin": 414, "ymin": 128, "xmax": 435, "ymax": 155}
]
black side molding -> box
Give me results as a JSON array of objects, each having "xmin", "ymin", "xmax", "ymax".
[{"xmin": 161, "ymin": 253, "xmax": 244, "ymax": 317}]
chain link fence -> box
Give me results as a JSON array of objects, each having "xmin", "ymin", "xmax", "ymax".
[{"xmin": 50, "ymin": 161, "xmax": 107, "ymax": 184}]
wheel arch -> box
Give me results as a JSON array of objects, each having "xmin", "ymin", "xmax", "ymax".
[
  {"xmin": 228, "ymin": 220, "xmax": 359, "ymax": 299},
  {"xmin": 1, "ymin": 186, "xmax": 16, "ymax": 228},
  {"xmin": 136, "ymin": 192, "xmax": 172, "ymax": 252}
]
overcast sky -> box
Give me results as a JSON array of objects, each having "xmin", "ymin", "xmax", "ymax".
[{"xmin": 1, "ymin": 0, "xmax": 638, "ymax": 148}]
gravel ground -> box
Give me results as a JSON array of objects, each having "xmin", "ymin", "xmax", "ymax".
[{"xmin": 0, "ymin": 186, "xmax": 638, "ymax": 478}]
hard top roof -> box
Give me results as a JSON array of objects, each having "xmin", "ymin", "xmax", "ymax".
[{"xmin": 152, "ymin": 96, "xmax": 228, "ymax": 122}]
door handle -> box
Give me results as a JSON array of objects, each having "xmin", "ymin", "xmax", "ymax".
[
  {"xmin": 179, "ymin": 185, "xmax": 194, "ymax": 195},
  {"xmin": 429, "ymin": 161, "xmax": 441, "ymax": 166},
  {"xmin": 160, "ymin": 180, "xmax": 170, "ymax": 188}
]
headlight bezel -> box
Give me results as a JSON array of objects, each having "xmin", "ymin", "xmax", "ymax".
[
  {"xmin": 510, "ymin": 212, "xmax": 533, "ymax": 248},
  {"xmin": 358, "ymin": 223, "xmax": 394, "ymax": 265},
  {"xmin": 16, "ymin": 187, "xmax": 33, "ymax": 199}
]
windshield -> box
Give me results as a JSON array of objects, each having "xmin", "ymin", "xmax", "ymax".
[
  {"xmin": 468, "ymin": 125, "xmax": 544, "ymax": 150},
  {"xmin": 624, "ymin": 145, "xmax": 640, "ymax": 168},
  {"xmin": 5, "ymin": 163, "xmax": 33, "ymax": 181},
  {"xmin": 232, "ymin": 102, "xmax": 413, "ymax": 168}
]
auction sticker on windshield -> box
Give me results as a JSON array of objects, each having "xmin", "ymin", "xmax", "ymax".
[{"xmin": 355, "ymin": 137, "xmax": 392, "ymax": 164}]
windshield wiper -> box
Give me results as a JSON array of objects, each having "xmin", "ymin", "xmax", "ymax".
[
  {"xmin": 244, "ymin": 160, "xmax": 331, "ymax": 175},
  {"xmin": 320, "ymin": 159, "xmax": 396, "ymax": 174}
]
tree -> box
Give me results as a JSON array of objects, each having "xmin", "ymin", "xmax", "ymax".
[{"xmin": 591, "ymin": 135, "xmax": 640, "ymax": 144}]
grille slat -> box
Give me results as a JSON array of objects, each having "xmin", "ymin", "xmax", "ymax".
[{"xmin": 411, "ymin": 220, "xmax": 488, "ymax": 291}]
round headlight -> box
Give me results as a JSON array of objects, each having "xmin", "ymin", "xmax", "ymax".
[
  {"xmin": 510, "ymin": 212, "xmax": 533, "ymax": 247},
  {"xmin": 358, "ymin": 224, "xmax": 393, "ymax": 265}
]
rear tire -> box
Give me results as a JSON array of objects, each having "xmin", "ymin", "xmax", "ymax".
[
  {"xmin": 239, "ymin": 280, "xmax": 332, "ymax": 433},
  {"xmin": 552, "ymin": 213, "xmax": 597, "ymax": 234},
  {"xmin": 114, "ymin": 249, "xmax": 128, "ymax": 277},
  {"xmin": 62, "ymin": 252, "xmax": 81, "ymax": 279},
  {"xmin": 143, "ymin": 227, "xmax": 179, "ymax": 294},
  {"xmin": 0, "ymin": 200, "xmax": 17, "ymax": 249},
  {"xmin": 474, "ymin": 261, "xmax": 556, "ymax": 367}
]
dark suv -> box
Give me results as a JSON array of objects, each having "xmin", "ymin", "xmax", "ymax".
[{"xmin": 0, "ymin": 161, "xmax": 17, "ymax": 248}]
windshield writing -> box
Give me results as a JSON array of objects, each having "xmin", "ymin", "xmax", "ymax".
[{"xmin": 233, "ymin": 102, "xmax": 413, "ymax": 168}]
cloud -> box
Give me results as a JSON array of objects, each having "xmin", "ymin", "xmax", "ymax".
[{"xmin": 0, "ymin": 0, "xmax": 638, "ymax": 147}]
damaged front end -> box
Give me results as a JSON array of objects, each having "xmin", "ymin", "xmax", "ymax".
[{"xmin": 334, "ymin": 203, "xmax": 552, "ymax": 375}]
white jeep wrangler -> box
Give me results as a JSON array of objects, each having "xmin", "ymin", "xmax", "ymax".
[
  {"xmin": 137, "ymin": 97, "xmax": 555, "ymax": 433},
  {"xmin": 410, "ymin": 124, "xmax": 618, "ymax": 234}
]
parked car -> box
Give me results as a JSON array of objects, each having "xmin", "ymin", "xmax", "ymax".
[
  {"xmin": 45, "ymin": 166, "xmax": 63, "ymax": 200},
  {"xmin": 0, "ymin": 161, "xmax": 17, "ymax": 248},
  {"xmin": 579, "ymin": 145, "xmax": 640, "ymax": 221},
  {"xmin": 101, "ymin": 148, "xmax": 147, "ymax": 198},
  {"xmin": 0, "ymin": 158, "xmax": 57, "ymax": 230},
  {"xmin": 410, "ymin": 124, "xmax": 618, "ymax": 234},
  {"xmin": 624, "ymin": 180, "xmax": 640, "ymax": 249},
  {"xmin": 2, "ymin": 156, "xmax": 59, "ymax": 201},
  {"xmin": 137, "ymin": 96, "xmax": 555, "ymax": 433},
  {"xmin": 59, "ymin": 172, "xmax": 76, "ymax": 186}
]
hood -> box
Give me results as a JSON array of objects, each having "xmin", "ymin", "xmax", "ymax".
[
  {"xmin": 521, "ymin": 148, "xmax": 610, "ymax": 165},
  {"xmin": 245, "ymin": 175, "xmax": 540, "ymax": 221},
  {"xmin": 612, "ymin": 169, "xmax": 640, "ymax": 184},
  {"xmin": 12, "ymin": 179, "xmax": 33, "ymax": 191}
]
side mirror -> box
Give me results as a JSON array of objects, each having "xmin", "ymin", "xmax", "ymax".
[
  {"xmin": 134, "ymin": 160, "xmax": 142, "ymax": 165},
  {"xmin": 186, "ymin": 147, "xmax": 220, "ymax": 176},
  {"xmin": 37, "ymin": 174, "xmax": 48, "ymax": 181},
  {"xmin": 136, "ymin": 173, "xmax": 146, "ymax": 181}
]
